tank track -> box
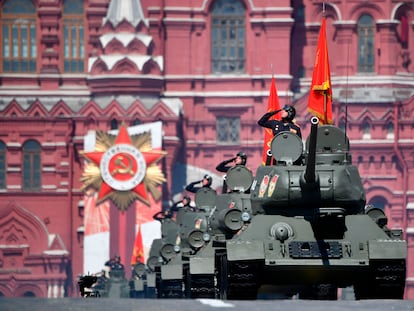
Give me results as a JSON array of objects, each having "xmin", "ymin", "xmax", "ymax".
[
  {"xmin": 157, "ymin": 279, "xmax": 184, "ymax": 298},
  {"xmin": 226, "ymin": 261, "xmax": 259, "ymax": 300},
  {"xmin": 189, "ymin": 274, "xmax": 216, "ymax": 298},
  {"xmin": 354, "ymin": 259, "xmax": 406, "ymax": 299}
]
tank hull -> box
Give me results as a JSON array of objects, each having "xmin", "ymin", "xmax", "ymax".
[{"xmin": 226, "ymin": 214, "xmax": 406, "ymax": 299}]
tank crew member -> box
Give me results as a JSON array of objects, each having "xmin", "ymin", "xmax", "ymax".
[
  {"xmin": 185, "ymin": 174, "xmax": 213, "ymax": 193},
  {"xmin": 258, "ymin": 105, "xmax": 302, "ymax": 138},
  {"xmin": 216, "ymin": 151, "xmax": 247, "ymax": 173},
  {"xmin": 152, "ymin": 209, "xmax": 173, "ymax": 222},
  {"xmin": 104, "ymin": 254, "xmax": 124, "ymax": 271},
  {"xmin": 216, "ymin": 151, "xmax": 248, "ymax": 193},
  {"xmin": 153, "ymin": 195, "xmax": 195, "ymax": 222},
  {"xmin": 170, "ymin": 195, "xmax": 195, "ymax": 212}
]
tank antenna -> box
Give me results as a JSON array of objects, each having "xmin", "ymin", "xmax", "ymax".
[{"xmin": 344, "ymin": 43, "xmax": 350, "ymax": 141}]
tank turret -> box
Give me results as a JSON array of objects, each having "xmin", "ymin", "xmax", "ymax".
[{"xmin": 252, "ymin": 117, "xmax": 365, "ymax": 217}]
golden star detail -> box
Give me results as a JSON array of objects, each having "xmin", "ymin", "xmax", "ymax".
[{"xmin": 80, "ymin": 124, "xmax": 166, "ymax": 211}]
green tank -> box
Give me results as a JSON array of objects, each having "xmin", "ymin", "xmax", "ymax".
[
  {"xmin": 149, "ymin": 190, "xmax": 216, "ymax": 298},
  {"xmin": 129, "ymin": 261, "xmax": 157, "ymax": 298},
  {"xmin": 77, "ymin": 268, "xmax": 130, "ymax": 298},
  {"xmin": 147, "ymin": 216, "xmax": 182, "ymax": 298},
  {"xmin": 224, "ymin": 117, "xmax": 407, "ymax": 300},
  {"xmin": 187, "ymin": 165, "xmax": 254, "ymax": 299}
]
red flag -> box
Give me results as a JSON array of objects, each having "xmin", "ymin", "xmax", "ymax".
[
  {"xmin": 308, "ymin": 16, "xmax": 332, "ymax": 125},
  {"xmin": 131, "ymin": 225, "xmax": 144, "ymax": 265},
  {"xmin": 262, "ymin": 76, "xmax": 281, "ymax": 165}
]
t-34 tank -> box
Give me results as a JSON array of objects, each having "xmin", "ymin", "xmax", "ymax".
[
  {"xmin": 150, "ymin": 190, "xmax": 216, "ymax": 298},
  {"xmin": 188, "ymin": 165, "xmax": 254, "ymax": 299},
  {"xmin": 225, "ymin": 117, "xmax": 407, "ymax": 300},
  {"xmin": 147, "ymin": 214, "xmax": 182, "ymax": 298}
]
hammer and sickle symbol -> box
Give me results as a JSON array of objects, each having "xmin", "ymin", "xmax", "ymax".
[{"xmin": 111, "ymin": 154, "xmax": 135, "ymax": 176}]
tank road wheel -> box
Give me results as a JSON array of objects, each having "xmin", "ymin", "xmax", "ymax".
[
  {"xmin": 227, "ymin": 261, "xmax": 259, "ymax": 300},
  {"xmin": 299, "ymin": 284, "xmax": 338, "ymax": 300},
  {"xmin": 354, "ymin": 260, "xmax": 406, "ymax": 300}
]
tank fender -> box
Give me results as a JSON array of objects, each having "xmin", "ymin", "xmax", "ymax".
[
  {"xmin": 368, "ymin": 240, "xmax": 407, "ymax": 260},
  {"xmin": 133, "ymin": 279, "xmax": 144, "ymax": 291},
  {"xmin": 147, "ymin": 273, "xmax": 156, "ymax": 287},
  {"xmin": 227, "ymin": 240, "xmax": 265, "ymax": 261},
  {"xmin": 161, "ymin": 263, "xmax": 183, "ymax": 280},
  {"xmin": 190, "ymin": 256, "xmax": 215, "ymax": 274}
]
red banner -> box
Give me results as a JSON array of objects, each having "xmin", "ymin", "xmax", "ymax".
[
  {"xmin": 262, "ymin": 76, "xmax": 281, "ymax": 165},
  {"xmin": 131, "ymin": 225, "xmax": 144, "ymax": 265},
  {"xmin": 308, "ymin": 17, "xmax": 332, "ymax": 124}
]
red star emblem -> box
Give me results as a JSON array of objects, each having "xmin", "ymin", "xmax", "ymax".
[{"xmin": 82, "ymin": 124, "xmax": 165, "ymax": 207}]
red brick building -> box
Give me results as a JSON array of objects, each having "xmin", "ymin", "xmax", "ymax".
[{"xmin": 0, "ymin": 0, "xmax": 413, "ymax": 298}]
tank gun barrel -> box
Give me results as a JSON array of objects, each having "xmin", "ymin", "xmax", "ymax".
[{"xmin": 304, "ymin": 117, "xmax": 319, "ymax": 184}]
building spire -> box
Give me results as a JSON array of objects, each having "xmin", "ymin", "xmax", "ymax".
[{"xmin": 103, "ymin": 0, "xmax": 148, "ymax": 28}]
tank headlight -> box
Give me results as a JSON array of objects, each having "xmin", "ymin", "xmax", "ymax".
[
  {"xmin": 241, "ymin": 212, "xmax": 250, "ymax": 222},
  {"xmin": 146, "ymin": 256, "xmax": 160, "ymax": 272},
  {"xmin": 173, "ymin": 245, "xmax": 181, "ymax": 253},
  {"xmin": 223, "ymin": 209, "xmax": 243, "ymax": 231},
  {"xmin": 188, "ymin": 230, "xmax": 204, "ymax": 249},
  {"xmin": 202, "ymin": 232, "xmax": 211, "ymax": 242},
  {"xmin": 160, "ymin": 243, "xmax": 175, "ymax": 260}
]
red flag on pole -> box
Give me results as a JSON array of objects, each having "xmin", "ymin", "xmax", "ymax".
[
  {"xmin": 308, "ymin": 16, "xmax": 333, "ymax": 125},
  {"xmin": 262, "ymin": 76, "xmax": 281, "ymax": 165},
  {"xmin": 131, "ymin": 225, "xmax": 144, "ymax": 265}
]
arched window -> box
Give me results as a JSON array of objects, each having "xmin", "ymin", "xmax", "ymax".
[
  {"xmin": 132, "ymin": 119, "xmax": 141, "ymax": 126},
  {"xmin": 362, "ymin": 120, "xmax": 371, "ymax": 139},
  {"xmin": 0, "ymin": 141, "xmax": 6, "ymax": 189},
  {"xmin": 396, "ymin": 12, "xmax": 410, "ymax": 70},
  {"xmin": 357, "ymin": 14, "xmax": 375, "ymax": 73},
  {"xmin": 211, "ymin": 0, "xmax": 245, "ymax": 73},
  {"xmin": 110, "ymin": 119, "xmax": 118, "ymax": 130},
  {"xmin": 23, "ymin": 140, "xmax": 41, "ymax": 191},
  {"xmin": 386, "ymin": 122, "xmax": 394, "ymax": 139},
  {"xmin": 63, "ymin": 0, "xmax": 84, "ymax": 72},
  {"xmin": 1, "ymin": 0, "xmax": 37, "ymax": 72},
  {"xmin": 338, "ymin": 119, "xmax": 346, "ymax": 133},
  {"xmin": 368, "ymin": 196, "xmax": 387, "ymax": 210},
  {"xmin": 369, "ymin": 155, "xmax": 375, "ymax": 165},
  {"xmin": 398, "ymin": 14, "xmax": 408, "ymax": 49},
  {"xmin": 391, "ymin": 155, "xmax": 398, "ymax": 167}
]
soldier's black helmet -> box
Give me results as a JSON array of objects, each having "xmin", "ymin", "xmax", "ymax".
[
  {"xmin": 203, "ymin": 174, "xmax": 212, "ymax": 187},
  {"xmin": 236, "ymin": 151, "xmax": 247, "ymax": 165},
  {"xmin": 282, "ymin": 105, "xmax": 296, "ymax": 122}
]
